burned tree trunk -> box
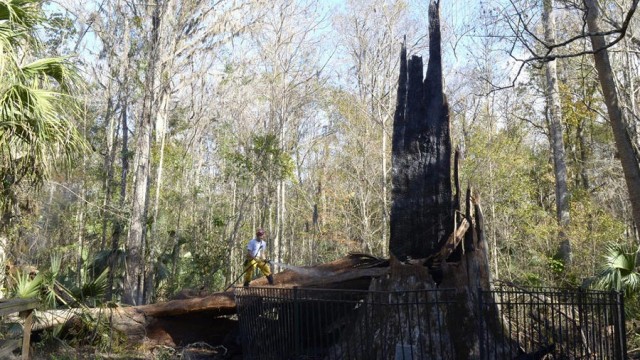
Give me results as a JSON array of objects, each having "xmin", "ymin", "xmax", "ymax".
[
  {"xmin": 389, "ymin": 6, "xmax": 452, "ymax": 261},
  {"xmin": 377, "ymin": 1, "xmax": 513, "ymax": 358},
  {"xmin": 390, "ymin": 1, "xmax": 468, "ymax": 280}
]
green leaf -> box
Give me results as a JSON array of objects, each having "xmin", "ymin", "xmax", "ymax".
[
  {"xmin": 595, "ymin": 243, "xmax": 640, "ymax": 294},
  {"xmin": 12, "ymin": 270, "xmax": 42, "ymax": 299},
  {"xmin": 74, "ymin": 268, "xmax": 109, "ymax": 301}
]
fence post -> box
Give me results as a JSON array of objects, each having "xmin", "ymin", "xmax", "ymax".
[
  {"xmin": 577, "ymin": 287, "xmax": 585, "ymax": 357},
  {"xmin": 293, "ymin": 286, "xmax": 300, "ymax": 358},
  {"xmin": 613, "ymin": 291, "xmax": 627, "ymax": 360},
  {"xmin": 21, "ymin": 309, "xmax": 33, "ymax": 360}
]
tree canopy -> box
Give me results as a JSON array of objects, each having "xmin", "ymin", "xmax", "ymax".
[{"xmin": 0, "ymin": 0, "xmax": 639, "ymax": 354}]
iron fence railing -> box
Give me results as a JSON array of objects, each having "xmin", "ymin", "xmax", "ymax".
[
  {"xmin": 480, "ymin": 285, "xmax": 627, "ymax": 360},
  {"xmin": 235, "ymin": 286, "xmax": 626, "ymax": 360}
]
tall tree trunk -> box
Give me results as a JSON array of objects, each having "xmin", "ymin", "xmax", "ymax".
[
  {"xmin": 382, "ymin": 1, "xmax": 512, "ymax": 357},
  {"xmin": 585, "ymin": 0, "xmax": 640, "ymax": 241},
  {"xmin": 623, "ymin": 37, "xmax": 638, "ymax": 145},
  {"xmin": 76, "ymin": 113, "xmax": 88, "ymax": 286},
  {"xmin": 107, "ymin": 88, "xmax": 130, "ymax": 301},
  {"xmin": 543, "ymin": 0, "xmax": 571, "ymax": 263},
  {"xmin": 381, "ymin": 118, "xmax": 389, "ymax": 257},
  {"xmin": 389, "ymin": 2, "xmax": 452, "ymax": 260},
  {"xmin": 577, "ymin": 119, "xmax": 590, "ymax": 191},
  {"xmin": 145, "ymin": 131, "xmax": 166, "ymax": 303},
  {"xmin": 124, "ymin": 107, "xmax": 152, "ymax": 305},
  {"xmin": 144, "ymin": 81, "xmax": 170, "ymax": 304},
  {"xmin": 124, "ymin": 1, "xmax": 160, "ymax": 305},
  {"xmin": 106, "ymin": 4, "xmax": 131, "ymax": 301},
  {"xmin": 99, "ymin": 97, "xmax": 116, "ymax": 252},
  {"xmin": 276, "ymin": 179, "xmax": 284, "ymax": 263}
]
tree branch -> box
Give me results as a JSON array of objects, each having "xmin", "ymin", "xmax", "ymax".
[{"xmin": 485, "ymin": 0, "xmax": 639, "ymax": 93}]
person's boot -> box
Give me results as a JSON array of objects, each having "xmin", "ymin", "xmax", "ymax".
[
  {"xmin": 243, "ymin": 281, "xmax": 250, "ymax": 287},
  {"xmin": 267, "ymin": 275, "xmax": 274, "ymax": 285}
]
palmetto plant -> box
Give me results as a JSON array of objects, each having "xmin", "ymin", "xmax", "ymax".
[
  {"xmin": 595, "ymin": 243, "xmax": 640, "ymax": 296},
  {"xmin": 11, "ymin": 269, "xmax": 42, "ymax": 298},
  {"xmin": 0, "ymin": 0, "xmax": 86, "ymax": 208},
  {"xmin": 10, "ymin": 255, "xmax": 109, "ymax": 307},
  {"xmin": 7, "ymin": 256, "xmax": 114, "ymax": 353}
]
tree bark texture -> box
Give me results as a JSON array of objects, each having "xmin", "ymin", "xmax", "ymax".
[
  {"xmin": 585, "ymin": 0, "xmax": 640, "ymax": 238},
  {"xmin": 543, "ymin": 0, "xmax": 572, "ymax": 263},
  {"xmin": 390, "ymin": 0, "xmax": 452, "ymax": 261},
  {"xmin": 343, "ymin": 193, "xmax": 512, "ymax": 359},
  {"xmin": 123, "ymin": 0, "xmax": 160, "ymax": 305},
  {"xmin": 383, "ymin": 1, "xmax": 513, "ymax": 358}
]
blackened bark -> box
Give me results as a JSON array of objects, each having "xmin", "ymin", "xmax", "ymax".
[
  {"xmin": 390, "ymin": 1, "xmax": 452, "ymax": 260},
  {"xmin": 384, "ymin": 2, "xmax": 514, "ymax": 357}
]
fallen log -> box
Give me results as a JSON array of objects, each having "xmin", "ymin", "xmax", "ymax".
[
  {"xmin": 123, "ymin": 257, "xmax": 390, "ymax": 346},
  {"xmin": 9, "ymin": 254, "xmax": 389, "ymax": 348}
]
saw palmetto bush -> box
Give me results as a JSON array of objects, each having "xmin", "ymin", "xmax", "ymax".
[
  {"xmin": 11, "ymin": 269, "xmax": 42, "ymax": 299},
  {"xmin": 7, "ymin": 254, "xmax": 118, "ymax": 354},
  {"xmin": 593, "ymin": 243, "xmax": 640, "ymax": 351},
  {"xmin": 9, "ymin": 254, "xmax": 109, "ymax": 306},
  {"xmin": 0, "ymin": 0, "xmax": 86, "ymax": 214},
  {"xmin": 595, "ymin": 243, "xmax": 640, "ymax": 296}
]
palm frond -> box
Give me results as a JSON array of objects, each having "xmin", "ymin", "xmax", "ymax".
[
  {"xmin": 21, "ymin": 57, "xmax": 81, "ymax": 93},
  {"xmin": 154, "ymin": 261, "xmax": 171, "ymax": 283},
  {"xmin": 624, "ymin": 272, "xmax": 640, "ymax": 293},
  {"xmin": 0, "ymin": 1, "xmax": 41, "ymax": 53},
  {"xmin": 595, "ymin": 243, "xmax": 640, "ymax": 294},
  {"xmin": 0, "ymin": 82, "xmax": 86, "ymax": 182},
  {"xmin": 0, "ymin": 0, "xmax": 86, "ymax": 194},
  {"xmin": 0, "ymin": 21, "xmax": 14, "ymax": 52},
  {"xmin": 75, "ymin": 268, "xmax": 109, "ymax": 301},
  {"xmin": 604, "ymin": 244, "xmax": 637, "ymax": 270},
  {"xmin": 50, "ymin": 253, "xmax": 61, "ymax": 277},
  {"xmin": 0, "ymin": 0, "xmax": 41, "ymax": 29},
  {"xmin": 12, "ymin": 270, "xmax": 42, "ymax": 299},
  {"xmin": 91, "ymin": 249, "xmax": 127, "ymax": 274}
]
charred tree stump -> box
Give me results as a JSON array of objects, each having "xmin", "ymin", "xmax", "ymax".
[
  {"xmin": 373, "ymin": 1, "xmax": 515, "ymax": 358},
  {"xmin": 389, "ymin": 0, "xmax": 461, "ymax": 278},
  {"xmin": 389, "ymin": 4, "xmax": 452, "ymax": 261}
]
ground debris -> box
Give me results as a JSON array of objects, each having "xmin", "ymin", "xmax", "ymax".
[{"xmin": 179, "ymin": 342, "xmax": 228, "ymax": 359}]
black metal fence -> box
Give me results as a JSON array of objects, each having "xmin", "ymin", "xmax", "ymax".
[
  {"xmin": 235, "ymin": 286, "xmax": 627, "ymax": 360},
  {"xmin": 480, "ymin": 285, "xmax": 627, "ymax": 359}
]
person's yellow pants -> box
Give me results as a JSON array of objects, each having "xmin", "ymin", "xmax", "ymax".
[{"xmin": 243, "ymin": 258, "xmax": 272, "ymax": 283}]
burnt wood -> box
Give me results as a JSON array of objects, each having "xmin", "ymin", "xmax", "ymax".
[{"xmin": 389, "ymin": 0, "xmax": 453, "ymax": 261}]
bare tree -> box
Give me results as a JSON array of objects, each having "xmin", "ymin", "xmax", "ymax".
[
  {"xmin": 584, "ymin": 0, "xmax": 640, "ymax": 242},
  {"xmin": 95, "ymin": 0, "xmax": 268, "ymax": 304},
  {"xmin": 333, "ymin": 0, "xmax": 428, "ymax": 256},
  {"xmin": 494, "ymin": 0, "xmax": 640, "ymax": 243},
  {"xmin": 56, "ymin": 0, "xmax": 136, "ymax": 300},
  {"xmin": 543, "ymin": 0, "xmax": 572, "ymax": 262},
  {"xmin": 249, "ymin": 0, "xmax": 327, "ymax": 263}
]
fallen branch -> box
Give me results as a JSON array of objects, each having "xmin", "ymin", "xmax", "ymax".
[
  {"xmin": 427, "ymin": 218, "xmax": 470, "ymax": 265},
  {"xmin": 495, "ymin": 281, "xmax": 592, "ymax": 353}
]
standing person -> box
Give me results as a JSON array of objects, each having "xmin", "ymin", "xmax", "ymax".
[{"xmin": 243, "ymin": 228, "xmax": 274, "ymax": 287}]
